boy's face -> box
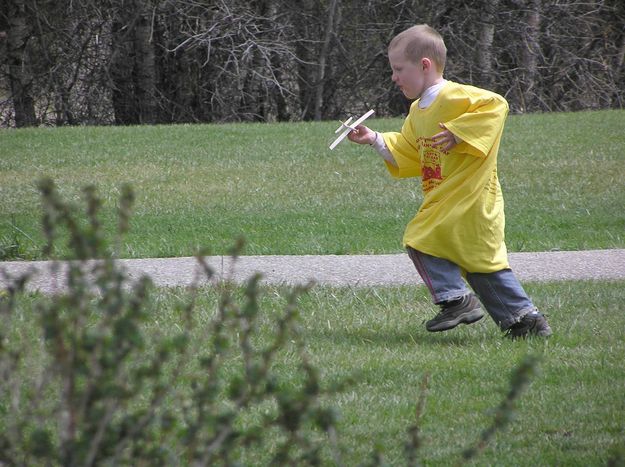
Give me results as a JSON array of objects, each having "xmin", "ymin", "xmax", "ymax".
[{"xmin": 388, "ymin": 46, "xmax": 429, "ymax": 100}]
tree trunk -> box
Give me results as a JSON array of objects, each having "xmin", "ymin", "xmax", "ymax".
[
  {"xmin": 6, "ymin": 0, "xmax": 36, "ymax": 127},
  {"xmin": 133, "ymin": 0, "xmax": 157, "ymax": 123},
  {"xmin": 519, "ymin": 0, "xmax": 541, "ymax": 112},
  {"xmin": 476, "ymin": 0, "xmax": 498, "ymax": 90},
  {"xmin": 111, "ymin": 12, "xmax": 136, "ymax": 125},
  {"xmin": 314, "ymin": 0, "xmax": 339, "ymax": 121}
]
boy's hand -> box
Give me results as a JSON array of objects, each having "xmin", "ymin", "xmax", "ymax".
[
  {"xmin": 347, "ymin": 125, "xmax": 376, "ymax": 145},
  {"xmin": 432, "ymin": 123, "xmax": 461, "ymax": 151}
]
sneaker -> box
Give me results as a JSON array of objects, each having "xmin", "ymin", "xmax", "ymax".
[
  {"xmin": 426, "ymin": 293, "xmax": 484, "ymax": 332},
  {"xmin": 505, "ymin": 312, "xmax": 552, "ymax": 339}
]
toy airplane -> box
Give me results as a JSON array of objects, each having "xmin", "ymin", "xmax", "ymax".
[{"xmin": 328, "ymin": 109, "xmax": 375, "ymax": 150}]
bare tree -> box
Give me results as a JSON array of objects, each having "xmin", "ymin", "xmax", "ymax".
[
  {"xmin": 0, "ymin": 0, "xmax": 623, "ymax": 127},
  {"xmin": 538, "ymin": 0, "xmax": 624, "ymax": 110},
  {"xmin": 4, "ymin": 0, "xmax": 36, "ymax": 127},
  {"xmin": 169, "ymin": 0, "xmax": 302, "ymax": 122},
  {"xmin": 133, "ymin": 0, "xmax": 157, "ymax": 123},
  {"xmin": 109, "ymin": 0, "xmax": 158, "ymax": 124},
  {"xmin": 476, "ymin": 0, "xmax": 498, "ymax": 89},
  {"xmin": 518, "ymin": 0, "xmax": 541, "ymax": 112},
  {"xmin": 314, "ymin": 0, "xmax": 340, "ymax": 121}
]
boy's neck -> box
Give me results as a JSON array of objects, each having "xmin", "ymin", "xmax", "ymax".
[
  {"xmin": 418, "ymin": 74, "xmax": 445, "ymax": 97},
  {"xmin": 419, "ymin": 78, "xmax": 447, "ymax": 108},
  {"xmin": 427, "ymin": 75, "xmax": 445, "ymax": 88}
]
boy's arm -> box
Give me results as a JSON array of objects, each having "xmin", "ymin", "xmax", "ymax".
[
  {"xmin": 441, "ymin": 94, "xmax": 509, "ymax": 158},
  {"xmin": 348, "ymin": 122, "xmax": 421, "ymax": 178},
  {"xmin": 371, "ymin": 132, "xmax": 398, "ymax": 167},
  {"xmin": 431, "ymin": 123, "xmax": 462, "ymax": 152},
  {"xmin": 381, "ymin": 127, "xmax": 422, "ymax": 179},
  {"xmin": 347, "ymin": 125, "xmax": 398, "ymax": 167}
]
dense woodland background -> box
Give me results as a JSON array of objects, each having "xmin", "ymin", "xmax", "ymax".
[{"xmin": 1, "ymin": 0, "xmax": 624, "ymax": 128}]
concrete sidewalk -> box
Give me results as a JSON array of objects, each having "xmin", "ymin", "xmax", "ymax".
[{"xmin": 2, "ymin": 249, "xmax": 625, "ymax": 294}]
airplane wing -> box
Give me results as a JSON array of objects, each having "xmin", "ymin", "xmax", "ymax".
[
  {"xmin": 329, "ymin": 127, "xmax": 353, "ymax": 150},
  {"xmin": 328, "ymin": 109, "xmax": 375, "ymax": 150},
  {"xmin": 335, "ymin": 116, "xmax": 353, "ymax": 133},
  {"xmin": 350, "ymin": 109, "xmax": 375, "ymax": 128}
]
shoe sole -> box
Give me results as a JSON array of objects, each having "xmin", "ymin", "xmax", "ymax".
[
  {"xmin": 506, "ymin": 315, "xmax": 553, "ymax": 339},
  {"xmin": 509, "ymin": 327, "xmax": 553, "ymax": 339},
  {"xmin": 426, "ymin": 308, "xmax": 485, "ymax": 332}
]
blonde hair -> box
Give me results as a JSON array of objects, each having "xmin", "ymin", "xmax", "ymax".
[{"xmin": 389, "ymin": 24, "xmax": 447, "ymax": 73}]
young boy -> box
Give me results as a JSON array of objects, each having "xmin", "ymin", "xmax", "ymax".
[{"xmin": 347, "ymin": 24, "xmax": 552, "ymax": 338}]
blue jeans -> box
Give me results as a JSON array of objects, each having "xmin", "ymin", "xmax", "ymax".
[{"xmin": 407, "ymin": 247, "xmax": 536, "ymax": 330}]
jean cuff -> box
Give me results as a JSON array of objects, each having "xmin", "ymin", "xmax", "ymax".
[
  {"xmin": 500, "ymin": 306, "xmax": 538, "ymax": 330},
  {"xmin": 434, "ymin": 289, "xmax": 471, "ymax": 305}
]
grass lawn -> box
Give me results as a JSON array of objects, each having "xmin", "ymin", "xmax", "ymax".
[
  {"xmin": 1, "ymin": 109, "xmax": 624, "ymax": 259},
  {"xmin": 5, "ymin": 279, "xmax": 624, "ymax": 465},
  {"xmin": 293, "ymin": 280, "xmax": 625, "ymax": 465},
  {"xmin": 1, "ymin": 110, "xmax": 624, "ymax": 464}
]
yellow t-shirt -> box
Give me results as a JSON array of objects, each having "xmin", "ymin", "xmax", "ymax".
[{"xmin": 382, "ymin": 81, "xmax": 509, "ymax": 273}]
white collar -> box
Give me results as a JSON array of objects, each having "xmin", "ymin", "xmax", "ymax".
[{"xmin": 418, "ymin": 79, "xmax": 447, "ymax": 109}]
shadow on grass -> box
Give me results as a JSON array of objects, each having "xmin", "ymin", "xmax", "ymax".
[{"xmin": 303, "ymin": 322, "xmax": 494, "ymax": 348}]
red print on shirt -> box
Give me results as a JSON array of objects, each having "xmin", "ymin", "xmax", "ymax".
[
  {"xmin": 416, "ymin": 137, "xmax": 444, "ymax": 193},
  {"xmin": 422, "ymin": 164, "xmax": 442, "ymax": 181}
]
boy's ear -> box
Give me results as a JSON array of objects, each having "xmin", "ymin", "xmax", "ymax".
[{"xmin": 421, "ymin": 57, "xmax": 433, "ymax": 71}]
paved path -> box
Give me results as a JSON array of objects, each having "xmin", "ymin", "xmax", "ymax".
[{"xmin": 2, "ymin": 249, "xmax": 625, "ymax": 294}]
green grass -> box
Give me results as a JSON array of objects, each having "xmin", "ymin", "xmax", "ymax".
[
  {"xmin": 1, "ymin": 110, "xmax": 624, "ymax": 259},
  {"xmin": 6, "ymin": 279, "xmax": 625, "ymax": 465},
  {"xmin": 292, "ymin": 280, "xmax": 625, "ymax": 464},
  {"xmin": 1, "ymin": 111, "xmax": 624, "ymax": 464}
]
